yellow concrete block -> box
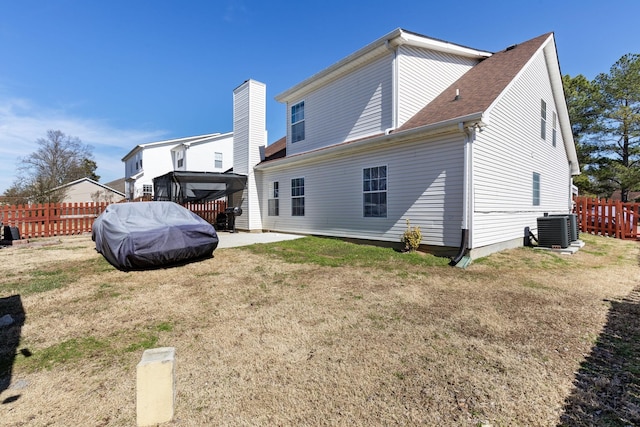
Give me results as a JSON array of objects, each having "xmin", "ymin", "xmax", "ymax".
[{"xmin": 136, "ymin": 347, "xmax": 175, "ymax": 427}]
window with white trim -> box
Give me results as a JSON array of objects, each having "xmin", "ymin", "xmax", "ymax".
[
  {"xmin": 540, "ymin": 99, "xmax": 547, "ymax": 140},
  {"xmin": 291, "ymin": 101, "xmax": 305, "ymax": 143},
  {"xmin": 214, "ymin": 152, "xmax": 223, "ymax": 169},
  {"xmin": 533, "ymin": 172, "xmax": 540, "ymax": 206},
  {"xmin": 268, "ymin": 181, "xmax": 279, "ymax": 216},
  {"xmin": 552, "ymin": 111, "xmax": 557, "ymax": 147},
  {"xmin": 291, "ymin": 177, "xmax": 305, "ymax": 216},
  {"xmin": 143, "ymin": 184, "xmax": 153, "ymax": 197},
  {"xmin": 363, "ymin": 166, "xmax": 387, "ymax": 217}
]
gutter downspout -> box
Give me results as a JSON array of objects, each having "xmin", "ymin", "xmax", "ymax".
[
  {"xmin": 384, "ymin": 40, "xmax": 398, "ymax": 135},
  {"xmin": 449, "ymin": 122, "xmax": 473, "ymax": 266}
]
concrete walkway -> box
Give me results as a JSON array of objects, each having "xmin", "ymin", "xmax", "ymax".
[{"xmin": 216, "ymin": 231, "xmax": 304, "ymax": 248}]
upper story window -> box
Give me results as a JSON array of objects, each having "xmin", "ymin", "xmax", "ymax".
[
  {"xmin": 215, "ymin": 152, "xmax": 223, "ymax": 169},
  {"xmin": 540, "ymin": 99, "xmax": 547, "ymax": 140},
  {"xmin": 291, "ymin": 101, "xmax": 305, "ymax": 143},
  {"xmin": 175, "ymin": 150, "xmax": 184, "ymax": 169},
  {"xmin": 291, "ymin": 177, "xmax": 305, "ymax": 216},
  {"xmin": 533, "ymin": 172, "xmax": 540, "ymax": 206},
  {"xmin": 363, "ymin": 166, "xmax": 387, "ymax": 217},
  {"xmin": 552, "ymin": 111, "xmax": 557, "ymax": 147}
]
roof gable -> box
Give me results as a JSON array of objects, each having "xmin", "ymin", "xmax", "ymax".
[
  {"xmin": 398, "ymin": 33, "xmax": 552, "ymax": 131},
  {"xmin": 276, "ymin": 28, "xmax": 491, "ymax": 103},
  {"xmin": 121, "ymin": 133, "xmax": 222, "ymax": 161},
  {"xmin": 52, "ymin": 177, "xmax": 125, "ymax": 196}
]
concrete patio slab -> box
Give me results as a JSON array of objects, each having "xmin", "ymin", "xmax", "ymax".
[{"xmin": 216, "ymin": 231, "xmax": 304, "ymax": 248}]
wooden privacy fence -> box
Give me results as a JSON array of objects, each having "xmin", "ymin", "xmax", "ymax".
[
  {"xmin": 574, "ymin": 196, "xmax": 640, "ymax": 240},
  {"xmin": 183, "ymin": 200, "xmax": 227, "ymax": 224},
  {"xmin": 1, "ymin": 200, "xmax": 227, "ymax": 240}
]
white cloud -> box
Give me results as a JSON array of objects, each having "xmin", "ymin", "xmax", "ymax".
[{"xmin": 0, "ymin": 97, "xmax": 168, "ymax": 192}]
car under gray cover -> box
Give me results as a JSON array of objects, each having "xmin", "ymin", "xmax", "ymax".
[{"xmin": 92, "ymin": 201, "xmax": 218, "ymax": 271}]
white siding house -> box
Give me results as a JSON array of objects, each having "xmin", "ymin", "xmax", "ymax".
[
  {"xmin": 122, "ymin": 132, "xmax": 233, "ymax": 201},
  {"xmin": 120, "ymin": 28, "xmax": 578, "ymax": 262},
  {"xmin": 250, "ymin": 28, "xmax": 578, "ymax": 261}
]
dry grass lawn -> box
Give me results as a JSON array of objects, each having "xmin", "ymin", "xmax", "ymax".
[{"xmin": 0, "ymin": 233, "xmax": 639, "ymax": 426}]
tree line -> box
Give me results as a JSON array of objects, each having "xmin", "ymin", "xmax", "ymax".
[{"xmin": 564, "ymin": 53, "xmax": 640, "ymax": 202}]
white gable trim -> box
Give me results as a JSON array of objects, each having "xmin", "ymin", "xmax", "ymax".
[
  {"xmin": 482, "ymin": 33, "xmax": 579, "ymax": 175},
  {"xmin": 276, "ymin": 28, "xmax": 492, "ymax": 103},
  {"xmin": 51, "ymin": 177, "xmax": 125, "ymax": 197},
  {"xmin": 121, "ymin": 133, "xmax": 221, "ymax": 161}
]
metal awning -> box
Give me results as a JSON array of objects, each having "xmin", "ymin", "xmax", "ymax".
[{"xmin": 153, "ymin": 171, "xmax": 247, "ymax": 203}]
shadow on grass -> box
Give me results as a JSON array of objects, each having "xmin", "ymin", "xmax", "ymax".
[
  {"xmin": 559, "ymin": 287, "xmax": 640, "ymax": 426},
  {"xmin": 0, "ymin": 295, "xmax": 26, "ymax": 403}
]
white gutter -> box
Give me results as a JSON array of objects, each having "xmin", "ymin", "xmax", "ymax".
[
  {"xmin": 256, "ymin": 112, "xmax": 486, "ymax": 171},
  {"xmin": 385, "ymin": 40, "xmax": 398, "ymax": 134},
  {"xmin": 449, "ymin": 121, "xmax": 478, "ymax": 266}
]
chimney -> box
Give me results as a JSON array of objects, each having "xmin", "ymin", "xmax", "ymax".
[{"xmin": 232, "ymin": 79, "xmax": 266, "ymax": 231}]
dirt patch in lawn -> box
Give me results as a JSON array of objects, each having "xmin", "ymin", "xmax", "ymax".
[{"xmin": 0, "ymin": 233, "xmax": 638, "ymax": 426}]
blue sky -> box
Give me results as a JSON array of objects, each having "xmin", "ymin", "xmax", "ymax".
[{"xmin": 1, "ymin": 0, "xmax": 638, "ymax": 193}]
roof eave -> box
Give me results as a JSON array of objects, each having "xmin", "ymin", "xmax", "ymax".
[{"xmin": 256, "ymin": 112, "xmax": 484, "ymax": 171}]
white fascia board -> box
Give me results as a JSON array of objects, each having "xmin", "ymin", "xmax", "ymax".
[
  {"xmin": 121, "ymin": 133, "xmax": 221, "ymax": 161},
  {"xmin": 543, "ymin": 35, "xmax": 579, "ymax": 175},
  {"xmin": 400, "ymin": 32, "xmax": 492, "ymax": 59},
  {"xmin": 183, "ymin": 131, "xmax": 233, "ymax": 148},
  {"xmin": 276, "ymin": 29, "xmax": 492, "ymax": 103},
  {"xmin": 51, "ymin": 177, "xmax": 125, "ymax": 197},
  {"xmin": 256, "ymin": 112, "xmax": 484, "ymax": 172}
]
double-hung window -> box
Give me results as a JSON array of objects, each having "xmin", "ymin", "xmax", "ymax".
[
  {"xmin": 291, "ymin": 177, "xmax": 305, "ymax": 216},
  {"xmin": 214, "ymin": 152, "xmax": 223, "ymax": 169},
  {"xmin": 540, "ymin": 99, "xmax": 547, "ymax": 140},
  {"xmin": 533, "ymin": 172, "xmax": 541, "ymax": 206},
  {"xmin": 268, "ymin": 181, "xmax": 279, "ymax": 216},
  {"xmin": 363, "ymin": 166, "xmax": 387, "ymax": 217},
  {"xmin": 291, "ymin": 101, "xmax": 305, "ymax": 143}
]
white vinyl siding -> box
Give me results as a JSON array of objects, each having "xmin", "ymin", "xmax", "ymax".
[
  {"xmin": 397, "ymin": 46, "xmax": 478, "ymax": 127},
  {"xmin": 233, "ymin": 80, "xmax": 266, "ymax": 231},
  {"xmin": 182, "ymin": 134, "xmax": 234, "ymax": 173},
  {"xmin": 261, "ymin": 133, "xmax": 463, "ymax": 246},
  {"xmin": 286, "ymin": 54, "xmax": 393, "ymax": 156},
  {"xmin": 472, "ymin": 50, "xmax": 570, "ymax": 249}
]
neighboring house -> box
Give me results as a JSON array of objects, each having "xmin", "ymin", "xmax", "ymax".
[
  {"xmin": 122, "ymin": 132, "xmax": 234, "ymax": 201},
  {"xmin": 231, "ymin": 29, "xmax": 579, "ymax": 261},
  {"xmin": 104, "ymin": 177, "xmax": 126, "ymax": 195},
  {"xmin": 52, "ymin": 177, "xmax": 125, "ymax": 203}
]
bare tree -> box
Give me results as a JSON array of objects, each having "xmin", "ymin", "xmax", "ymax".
[{"xmin": 12, "ymin": 130, "xmax": 99, "ymax": 203}]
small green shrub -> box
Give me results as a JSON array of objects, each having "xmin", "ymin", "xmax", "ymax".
[{"xmin": 401, "ymin": 219, "xmax": 422, "ymax": 252}]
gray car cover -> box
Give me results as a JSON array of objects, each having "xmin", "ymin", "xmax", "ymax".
[{"xmin": 92, "ymin": 202, "xmax": 218, "ymax": 271}]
